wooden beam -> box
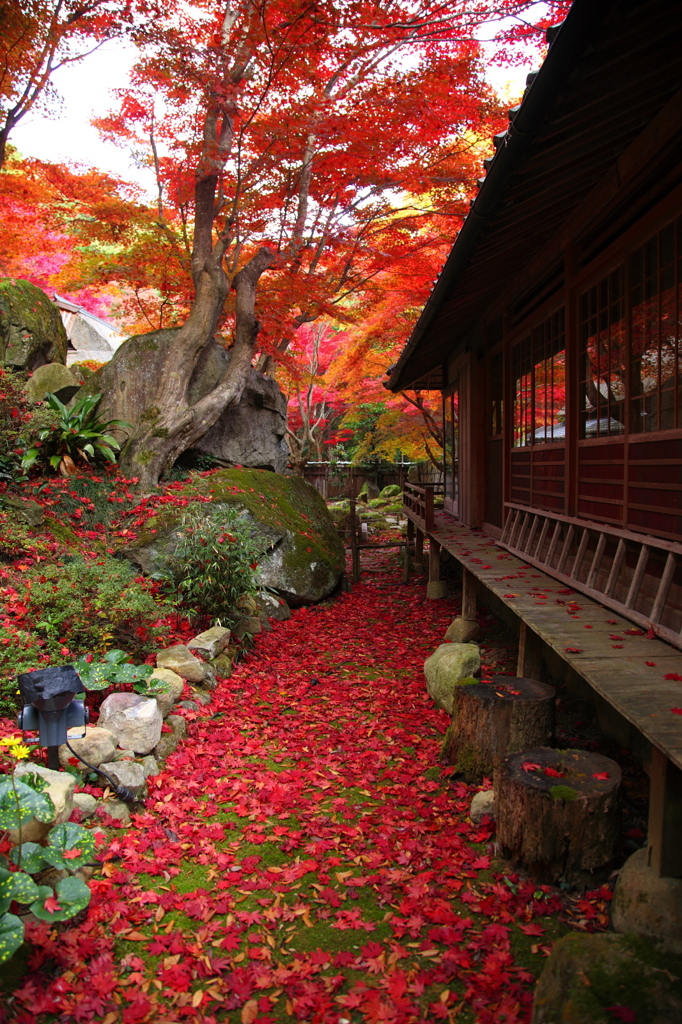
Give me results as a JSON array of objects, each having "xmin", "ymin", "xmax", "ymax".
[
  {"xmin": 517, "ymin": 622, "xmax": 543, "ymax": 680},
  {"xmin": 415, "ymin": 529, "xmax": 424, "ymax": 570},
  {"xmin": 647, "ymin": 747, "xmax": 682, "ymax": 877},
  {"xmin": 462, "ymin": 567, "xmax": 477, "ymax": 620}
]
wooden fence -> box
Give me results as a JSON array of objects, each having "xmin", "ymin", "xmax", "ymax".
[{"xmin": 302, "ymin": 461, "xmax": 442, "ymax": 499}]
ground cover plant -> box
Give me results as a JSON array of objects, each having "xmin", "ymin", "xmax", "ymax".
[{"xmin": 0, "ymin": 546, "xmax": 619, "ymax": 1024}]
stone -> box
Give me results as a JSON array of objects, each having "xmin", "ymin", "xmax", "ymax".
[
  {"xmin": 611, "ymin": 847, "xmax": 682, "ymax": 954},
  {"xmin": 98, "ymin": 760, "xmax": 147, "ymax": 800},
  {"xmin": 0, "ymin": 496, "xmax": 44, "ymax": 527},
  {"xmin": 444, "ymin": 617, "xmax": 480, "ymax": 644},
  {"xmin": 426, "ymin": 580, "xmax": 447, "ymax": 599},
  {"xmin": 530, "ymin": 932, "xmax": 682, "ymax": 1024},
  {"xmin": 139, "ymin": 755, "xmax": 159, "ymax": 779},
  {"xmin": 257, "ymin": 591, "xmax": 291, "ymax": 622},
  {"xmin": 154, "ymin": 733, "xmax": 180, "ymax": 760},
  {"xmin": 120, "ymin": 469, "xmax": 346, "ymax": 606},
  {"xmin": 10, "ymin": 762, "xmax": 75, "ymax": 843},
  {"xmin": 209, "ymin": 653, "xmax": 234, "ymax": 678},
  {"xmin": 201, "ymin": 664, "xmax": 218, "ymax": 691},
  {"xmin": 72, "ymin": 792, "xmax": 98, "ymax": 819},
  {"xmin": 380, "ymin": 484, "xmax": 402, "ymax": 499},
  {"xmin": 58, "ymin": 726, "xmax": 117, "ymax": 770},
  {"xmin": 424, "ymin": 643, "xmax": 481, "ymax": 714},
  {"xmin": 190, "ymin": 688, "xmax": 213, "ymax": 705},
  {"xmin": 102, "ymin": 798, "xmax": 131, "ymax": 825},
  {"xmin": 232, "ymin": 615, "xmax": 262, "ymax": 640},
  {"xmin": 97, "ymin": 692, "xmax": 163, "ymax": 755},
  {"xmin": 187, "ymin": 626, "xmax": 231, "ymax": 660},
  {"xmin": 156, "ymin": 644, "xmax": 207, "ymax": 683},
  {"xmin": 113, "ymin": 749, "xmax": 136, "ymax": 761},
  {"xmin": 358, "ymin": 480, "xmax": 380, "ymax": 500},
  {"xmin": 79, "ymin": 330, "xmax": 288, "ymax": 472},
  {"xmin": 470, "ymin": 790, "xmax": 495, "ymax": 824},
  {"xmin": 148, "ymin": 667, "xmax": 185, "ymax": 715},
  {"xmin": 0, "ymin": 278, "xmax": 68, "ymax": 369},
  {"xmin": 25, "ymin": 362, "xmax": 80, "ymax": 405},
  {"xmin": 166, "ymin": 715, "xmax": 188, "ymax": 740}
]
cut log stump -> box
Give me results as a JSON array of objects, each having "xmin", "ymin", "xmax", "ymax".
[
  {"xmin": 495, "ymin": 747, "xmax": 622, "ymax": 884},
  {"xmin": 441, "ymin": 676, "xmax": 555, "ymax": 782}
]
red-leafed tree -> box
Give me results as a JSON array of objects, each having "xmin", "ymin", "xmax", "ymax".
[{"xmin": 87, "ymin": 0, "xmax": 569, "ymax": 488}]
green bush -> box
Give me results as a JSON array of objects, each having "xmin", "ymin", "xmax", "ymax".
[
  {"xmin": 157, "ymin": 506, "xmax": 260, "ymax": 626},
  {"xmin": 25, "ymin": 556, "xmax": 164, "ymax": 660},
  {"xmin": 0, "ymin": 367, "xmax": 28, "ymax": 482},
  {"xmin": 21, "ymin": 392, "xmax": 131, "ymax": 474}
]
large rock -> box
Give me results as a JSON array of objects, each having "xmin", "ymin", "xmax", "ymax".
[
  {"xmin": 58, "ymin": 725, "xmax": 117, "ymax": 769},
  {"xmin": 148, "ymin": 667, "xmax": 185, "ymax": 715},
  {"xmin": 97, "ymin": 692, "xmax": 163, "ymax": 754},
  {"xmin": 156, "ymin": 645, "xmax": 206, "ymax": 684},
  {"xmin": 98, "ymin": 760, "xmax": 147, "ymax": 800},
  {"xmin": 25, "ymin": 362, "xmax": 80, "ymax": 404},
  {"xmin": 0, "ymin": 279, "xmax": 68, "ymax": 369},
  {"xmin": 424, "ymin": 643, "xmax": 481, "ymax": 714},
  {"xmin": 121, "ymin": 469, "xmax": 346, "ymax": 605},
  {"xmin": 531, "ymin": 932, "xmax": 682, "ymax": 1024},
  {"xmin": 79, "ymin": 329, "xmax": 288, "ymax": 472},
  {"xmin": 187, "ymin": 626, "xmax": 231, "ymax": 661},
  {"xmin": 470, "ymin": 790, "xmax": 495, "ymax": 824},
  {"xmin": 11, "ymin": 761, "xmax": 75, "ymax": 843},
  {"xmin": 611, "ymin": 847, "xmax": 682, "ymax": 954},
  {"xmin": 444, "ymin": 617, "xmax": 480, "ymax": 644}
]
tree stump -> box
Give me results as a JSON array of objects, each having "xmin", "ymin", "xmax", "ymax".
[
  {"xmin": 495, "ymin": 747, "xmax": 622, "ymax": 884},
  {"xmin": 441, "ymin": 676, "xmax": 555, "ymax": 782}
]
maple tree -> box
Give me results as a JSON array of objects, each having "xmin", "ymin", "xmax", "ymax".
[{"xmin": 85, "ymin": 0, "xmax": 571, "ymax": 489}]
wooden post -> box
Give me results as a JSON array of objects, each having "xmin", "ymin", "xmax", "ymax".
[
  {"xmin": 461, "ymin": 567, "xmax": 477, "ymax": 620},
  {"xmin": 647, "ymin": 748, "xmax": 682, "ymax": 877},
  {"xmin": 415, "ymin": 528, "xmax": 424, "ymax": 570},
  {"xmin": 402, "ymin": 517, "xmax": 414, "ymax": 583},
  {"xmin": 350, "ymin": 497, "xmax": 360, "ymax": 583},
  {"xmin": 517, "ymin": 621, "xmax": 543, "ymax": 679},
  {"xmin": 427, "ymin": 538, "xmax": 446, "ymax": 599}
]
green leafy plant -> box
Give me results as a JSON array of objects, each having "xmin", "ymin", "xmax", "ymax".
[
  {"xmin": 0, "ymin": 742, "xmax": 100, "ymax": 963},
  {"xmin": 73, "ymin": 649, "xmax": 169, "ymax": 699},
  {"xmin": 0, "ymin": 366, "xmax": 29, "ymax": 482},
  {"xmin": 21, "ymin": 392, "xmax": 131, "ymax": 473},
  {"xmin": 157, "ymin": 506, "xmax": 261, "ymax": 625}
]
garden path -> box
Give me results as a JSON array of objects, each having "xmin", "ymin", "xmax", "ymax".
[{"xmin": 5, "ymin": 551, "xmax": 610, "ymax": 1024}]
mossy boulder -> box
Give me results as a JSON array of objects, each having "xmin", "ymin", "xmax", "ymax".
[
  {"xmin": 25, "ymin": 362, "xmax": 80, "ymax": 405},
  {"xmin": 120, "ymin": 469, "xmax": 345, "ymax": 605},
  {"xmin": 379, "ymin": 484, "xmax": 402, "ymax": 499},
  {"xmin": 531, "ymin": 932, "xmax": 682, "ymax": 1023},
  {"xmin": 0, "ymin": 279, "xmax": 68, "ymax": 369}
]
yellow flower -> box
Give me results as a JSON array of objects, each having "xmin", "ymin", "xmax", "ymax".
[
  {"xmin": 10, "ymin": 744, "xmax": 30, "ymax": 760},
  {"xmin": 0, "ymin": 736, "xmax": 20, "ymax": 748}
]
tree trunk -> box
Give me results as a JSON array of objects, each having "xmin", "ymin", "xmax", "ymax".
[
  {"xmin": 494, "ymin": 747, "xmax": 622, "ymax": 884},
  {"xmin": 119, "ymin": 247, "xmax": 275, "ymax": 489},
  {"xmin": 442, "ymin": 676, "xmax": 555, "ymax": 782}
]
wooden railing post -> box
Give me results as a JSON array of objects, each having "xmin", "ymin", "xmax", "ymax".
[{"xmin": 427, "ymin": 538, "xmax": 446, "ymax": 599}]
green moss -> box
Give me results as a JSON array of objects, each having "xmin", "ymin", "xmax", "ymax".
[
  {"xmin": 152, "ymin": 427, "xmax": 169, "ymax": 438},
  {"xmin": 457, "ymin": 676, "xmax": 479, "ymax": 686},
  {"xmin": 549, "ymin": 784, "xmax": 579, "ymax": 801},
  {"xmin": 453, "ymin": 742, "xmax": 491, "ymax": 784},
  {"xmin": 0, "ymin": 278, "xmax": 68, "ymax": 367},
  {"xmin": 140, "ymin": 406, "xmax": 161, "ymax": 423},
  {"xmin": 136, "ymin": 448, "xmax": 156, "ymax": 466}
]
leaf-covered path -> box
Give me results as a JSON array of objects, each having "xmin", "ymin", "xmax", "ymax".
[{"xmin": 4, "ymin": 552, "xmax": 607, "ymax": 1024}]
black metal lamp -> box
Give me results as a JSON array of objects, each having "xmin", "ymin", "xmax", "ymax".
[{"xmin": 17, "ymin": 666, "xmax": 88, "ymax": 769}]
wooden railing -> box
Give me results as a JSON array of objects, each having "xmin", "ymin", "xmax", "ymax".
[
  {"xmin": 500, "ymin": 503, "xmax": 682, "ymax": 649},
  {"xmin": 402, "ymin": 482, "xmax": 444, "ymax": 534}
]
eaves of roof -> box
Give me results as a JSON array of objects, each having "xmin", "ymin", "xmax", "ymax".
[{"xmin": 386, "ymin": 0, "xmax": 607, "ymax": 392}]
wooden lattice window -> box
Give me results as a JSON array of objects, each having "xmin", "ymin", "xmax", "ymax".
[
  {"xmin": 512, "ymin": 309, "xmax": 566, "ymax": 447},
  {"xmin": 579, "ymin": 268, "xmax": 626, "ymax": 438}
]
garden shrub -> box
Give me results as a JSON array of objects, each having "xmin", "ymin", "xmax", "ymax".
[
  {"xmin": 0, "ymin": 367, "xmax": 28, "ymax": 481},
  {"xmin": 25, "ymin": 556, "xmax": 164, "ymax": 661},
  {"xmin": 157, "ymin": 506, "xmax": 261, "ymax": 626}
]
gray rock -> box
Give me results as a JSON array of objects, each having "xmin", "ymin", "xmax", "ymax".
[
  {"xmin": 424, "ymin": 643, "xmax": 481, "ymax": 714},
  {"xmin": 139, "ymin": 755, "xmax": 159, "ymax": 779},
  {"xmin": 470, "ymin": 790, "xmax": 495, "ymax": 824},
  {"xmin": 0, "ymin": 496, "xmax": 44, "ymax": 526},
  {"xmin": 379, "ymin": 484, "xmax": 402, "ymax": 499},
  {"xmin": 156, "ymin": 644, "xmax": 206, "ymax": 684},
  {"xmin": 25, "ymin": 362, "xmax": 80, "ymax": 404},
  {"xmin": 11, "ymin": 762, "xmax": 75, "ymax": 843},
  {"xmin": 444, "ymin": 617, "xmax": 481, "ymax": 644},
  {"xmin": 187, "ymin": 626, "xmax": 231, "ymax": 661},
  {"xmin": 154, "ymin": 733, "xmax": 180, "ymax": 760},
  {"xmin": 232, "ymin": 615, "xmax": 262, "ymax": 640},
  {"xmin": 78, "ymin": 330, "xmax": 288, "ymax": 473},
  {"xmin": 201, "ymin": 664, "xmax": 218, "ymax": 692},
  {"xmin": 58, "ymin": 726, "xmax": 117, "ymax": 769},
  {"xmin": 102, "ymin": 798, "xmax": 131, "ymax": 825},
  {"xmin": 72, "ymin": 792, "xmax": 98, "ymax": 819},
  {"xmin": 166, "ymin": 715, "xmax": 187, "ymax": 740},
  {"xmin": 531, "ymin": 932, "xmax": 682, "ymax": 1024},
  {"xmin": 120, "ymin": 469, "xmax": 345, "ymax": 606},
  {"xmin": 113, "ymin": 749, "xmax": 137, "ymax": 761},
  {"xmin": 0, "ymin": 278, "xmax": 68, "ymax": 369},
  {"xmin": 98, "ymin": 760, "xmax": 147, "ymax": 799},
  {"xmin": 148, "ymin": 667, "xmax": 185, "ymax": 715},
  {"xmin": 611, "ymin": 847, "xmax": 682, "ymax": 954},
  {"xmin": 97, "ymin": 692, "xmax": 163, "ymax": 754},
  {"xmin": 210, "ymin": 653, "xmax": 234, "ymax": 678},
  {"xmin": 190, "ymin": 688, "xmax": 213, "ymax": 705}
]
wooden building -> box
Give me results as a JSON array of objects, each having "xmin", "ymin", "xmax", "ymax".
[{"xmin": 388, "ymin": 0, "xmax": 682, "ymax": 876}]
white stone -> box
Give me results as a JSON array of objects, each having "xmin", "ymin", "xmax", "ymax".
[
  {"xmin": 58, "ymin": 725, "xmax": 117, "ymax": 769},
  {"xmin": 72, "ymin": 792, "xmax": 98, "ymax": 819},
  {"xmin": 98, "ymin": 692, "xmax": 162, "ymax": 754},
  {"xmin": 148, "ymin": 667, "xmax": 185, "ymax": 716},
  {"xmin": 611, "ymin": 847, "xmax": 682, "ymax": 954},
  {"xmin": 424, "ymin": 642, "xmax": 481, "ymax": 714},
  {"xmin": 444, "ymin": 617, "xmax": 481, "ymax": 644},
  {"xmin": 470, "ymin": 790, "xmax": 495, "ymax": 824},
  {"xmin": 98, "ymin": 760, "xmax": 146, "ymax": 799},
  {"xmin": 10, "ymin": 761, "xmax": 75, "ymax": 843}
]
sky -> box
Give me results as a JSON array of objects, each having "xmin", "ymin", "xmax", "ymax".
[{"xmin": 11, "ymin": 21, "xmax": 545, "ymax": 198}]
